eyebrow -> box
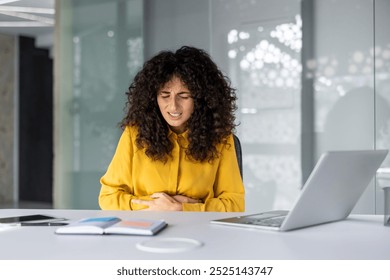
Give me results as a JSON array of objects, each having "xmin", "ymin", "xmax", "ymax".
[{"xmin": 159, "ymin": 91, "xmax": 191, "ymax": 95}]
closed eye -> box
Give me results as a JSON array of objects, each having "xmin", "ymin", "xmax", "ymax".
[
  {"xmin": 179, "ymin": 93, "xmax": 191, "ymax": 99},
  {"xmin": 159, "ymin": 92, "xmax": 170, "ymax": 98},
  {"xmin": 158, "ymin": 91, "xmax": 191, "ymax": 99}
]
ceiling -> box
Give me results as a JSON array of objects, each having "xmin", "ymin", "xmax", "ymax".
[{"xmin": 0, "ymin": 0, "xmax": 54, "ymax": 47}]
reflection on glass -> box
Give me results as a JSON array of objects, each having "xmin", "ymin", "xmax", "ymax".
[
  {"xmin": 310, "ymin": 0, "xmax": 390, "ymax": 213},
  {"xmin": 57, "ymin": 0, "xmax": 143, "ymax": 209},
  {"xmin": 212, "ymin": 0, "xmax": 302, "ymax": 212}
]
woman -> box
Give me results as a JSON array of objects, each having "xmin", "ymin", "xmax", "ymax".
[{"xmin": 99, "ymin": 46, "xmax": 244, "ymax": 211}]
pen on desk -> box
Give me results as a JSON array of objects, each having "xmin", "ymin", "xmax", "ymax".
[{"xmin": 20, "ymin": 222, "xmax": 69, "ymax": 226}]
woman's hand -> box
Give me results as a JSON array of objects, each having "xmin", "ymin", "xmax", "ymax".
[
  {"xmin": 132, "ymin": 193, "xmax": 202, "ymax": 211},
  {"xmin": 172, "ymin": 194, "xmax": 201, "ymax": 204},
  {"xmin": 132, "ymin": 193, "xmax": 183, "ymax": 211}
]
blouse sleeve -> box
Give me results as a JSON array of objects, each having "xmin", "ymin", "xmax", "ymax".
[
  {"xmin": 98, "ymin": 127, "xmax": 149, "ymax": 210},
  {"xmin": 182, "ymin": 134, "xmax": 245, "ymax": 212}
]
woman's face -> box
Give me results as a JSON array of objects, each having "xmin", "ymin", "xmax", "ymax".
[{"xmin": 157, "ymin": 76, "xmax": 194, "ymax": 134}]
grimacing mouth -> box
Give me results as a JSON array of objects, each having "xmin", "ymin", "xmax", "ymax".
[{"xmin": 168, "ymin": 112, "xmax": 182, "ymax": 117}]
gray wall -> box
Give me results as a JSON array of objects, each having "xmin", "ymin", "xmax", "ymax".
[{"xmin": 0, "ymin": 33, "xmax": 16, "ymax": 205}]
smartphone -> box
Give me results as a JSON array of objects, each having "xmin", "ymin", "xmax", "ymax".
[{"xmin": 0, "ymin": 214, "xmax": 65, "ymax": 225}]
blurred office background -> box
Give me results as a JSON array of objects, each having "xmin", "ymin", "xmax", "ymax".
[{"xmin": 0, "ymin": 0, "xmax": 390, "ymax": 213}]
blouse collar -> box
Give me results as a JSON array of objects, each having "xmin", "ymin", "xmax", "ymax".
[{"xmin": 168, "ymin": 128, "xmax": 189, "ymax": 147}]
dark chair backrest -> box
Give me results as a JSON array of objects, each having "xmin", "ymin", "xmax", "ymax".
[{"xmin": 233, "ymin": 134, "xmax": 243, "ymax": 180}]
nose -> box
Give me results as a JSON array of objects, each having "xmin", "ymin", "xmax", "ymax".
[{"xmin": 168, "ymin": 96, "xmax": 179, "ymax": 111}]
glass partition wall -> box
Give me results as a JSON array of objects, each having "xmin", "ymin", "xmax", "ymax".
[
  {"xmin": 54, "ymin": 0, "xmax": 143, "ymax": 209},
  {"xmin": 211, "ymin": 0, "xmax": 303, "ymax": 212},
  {"xmin": 55, "ymin": 0, "xmax": 390, "ymax": 213},
  {"xmin": 374, "ymin": 0, "xmax": 390, "ymax": 213}
]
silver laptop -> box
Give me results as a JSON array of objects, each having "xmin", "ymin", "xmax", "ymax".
[{"xmin": 211, "ymin": 150, "xmax": 388, "ymax": 231}]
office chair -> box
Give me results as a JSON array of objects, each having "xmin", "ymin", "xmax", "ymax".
[{"xmin": 233, "ymin": 134, "xmax": 243, "ymax": 180}]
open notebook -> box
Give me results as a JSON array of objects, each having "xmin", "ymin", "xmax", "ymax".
[{"xmin": 211, "ymin": 150, "xmax": 388, "ymax": 231}]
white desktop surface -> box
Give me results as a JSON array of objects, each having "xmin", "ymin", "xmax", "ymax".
[{"xmin": 0, "ymin": 209, "xmax": 389, "ymax": 260}]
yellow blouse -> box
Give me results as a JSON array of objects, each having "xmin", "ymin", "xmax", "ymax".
[{"xmin": 99, "ymin": 126, "xmax": 245, "ymax": 212}]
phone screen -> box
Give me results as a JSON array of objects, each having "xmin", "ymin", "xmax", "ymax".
[{"xmin": 0, "ymin": 214, "xmax": 63, "ymax": 224}]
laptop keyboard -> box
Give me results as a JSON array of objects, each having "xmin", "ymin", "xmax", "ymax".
[{"xmin": 242, "ymin": 216, "xmax": 286, "ymax": 228}]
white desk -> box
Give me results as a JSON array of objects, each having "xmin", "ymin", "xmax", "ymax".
[{"xmin": 0, "ymin": 209, "xmax": 389, "ymax": 260}]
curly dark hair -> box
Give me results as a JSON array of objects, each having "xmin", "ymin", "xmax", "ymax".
[{"xmin": 121, "ymin": 46, "xmax": 237, "ymax": 162}]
